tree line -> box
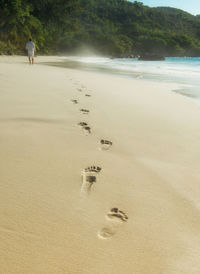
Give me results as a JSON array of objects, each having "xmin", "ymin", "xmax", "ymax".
[{"xmin": 1, "ymin": 0, "xmax": 200, "ymax": 57}]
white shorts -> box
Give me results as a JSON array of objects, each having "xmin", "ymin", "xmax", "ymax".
[{"xmin": 28, "ymin": 51, "xmax": 34, "ymax": 58}]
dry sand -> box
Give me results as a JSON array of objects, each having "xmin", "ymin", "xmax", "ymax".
[{"xmin": 1, "ymin": 56, "xmax": 200, "ymax": 274}]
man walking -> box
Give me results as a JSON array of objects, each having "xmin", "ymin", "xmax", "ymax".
[{"xmin": 26, "ymin": 38, "xmax": 36, "ymax": 64}]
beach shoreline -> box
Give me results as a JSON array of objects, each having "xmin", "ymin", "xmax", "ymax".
[
  {"xmin": 40, "ymin": 55, "xmax": 200, "ymax": 103},
  {"xmin": 1, "ymin": 56, "xmax": 200, "ymax": 274}
]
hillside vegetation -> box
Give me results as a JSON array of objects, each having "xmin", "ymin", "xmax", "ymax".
[{"xmin": 1, "ymin": 0, "xmax": 200, "ymax": 56}]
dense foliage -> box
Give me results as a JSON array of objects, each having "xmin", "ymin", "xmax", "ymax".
[
  {"xmin": 1, "ymin": 0, "xmax": 200, "ymax": 56},
  {"xmin": 0, "ymin": 0, "xmax": 79, "ymax": 54}
]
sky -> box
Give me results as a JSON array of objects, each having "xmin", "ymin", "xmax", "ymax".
[{"xmin": 131, "ymin": 0, "xmax": 200, "ymax": 15}]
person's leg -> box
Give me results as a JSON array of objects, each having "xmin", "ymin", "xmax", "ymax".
[
  {"xmin": 32, "ymin": 58, "xmax": 34, "ymax": 64},
  {"xmin": 28, "ymin": 56, "xmax": 31, "ymax": 64}
]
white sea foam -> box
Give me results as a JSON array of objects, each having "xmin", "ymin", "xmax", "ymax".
[{"xmin": 63, "ymin": 56, "xmax": 200, "ymax": 101}]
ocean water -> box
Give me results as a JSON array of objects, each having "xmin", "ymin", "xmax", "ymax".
[{"xmin": 62, "ymin": 56, "xmax": 200, "ymax": 102}]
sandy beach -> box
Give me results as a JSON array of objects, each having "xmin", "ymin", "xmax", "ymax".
[{"xmin": 1, "ymin": 56, "xmax": 200, "ymax": 274}]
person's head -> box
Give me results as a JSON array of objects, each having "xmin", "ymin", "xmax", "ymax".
[{"xmin": 29, "ymin": 38, "xmax": 32, "ymax": 41}]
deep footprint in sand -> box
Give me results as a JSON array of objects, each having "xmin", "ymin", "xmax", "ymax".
[
  {"xmin": 107, "ymin": 208, "xmax": 128, "ymax": 222},
  {"xmin": 100, "ymin": 139, "xmax": 113, "ymax": 150},
  {"xmin": 83, "ymin": 126, "xmax": 91, "ymax": 135},
  {"xmin": 78, "ymin": 122, "xmax": 91, "ymax": 135},
  {"xmin": 71, "ymin": 99, "xmax": 78, "ymax": 104},
  {"xmin": 98, "ymin": 208, "xmax": 128, "ymax": 239},
  {"xmin": 80, "ymin": 109, "xmax": 90, "ymax": 114},
  {"xmin": 85, "ymin": 94, "xmax": 91, "ymax": 97},
  {"xmin": 81, "ymin": 166, "xmax": 102, "ymax": 196}
]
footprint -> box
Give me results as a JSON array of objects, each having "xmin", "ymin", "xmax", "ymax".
[
  {"xmin": 78, "ymin": 122, "xmax": 91, "ymax": 135},
  {"xmin": 81, "ymin": 166, "xmax": 102, "ymax": 196},
  {"xmin": 71, "ymin": 99, "xmax": 78, "ymax": 104},
  {"xmin": 85, "ymin": 94, "xmax": 91, "ymax": 97},
  {"xmin": 107, "ymin": 208, "xmax": 128, "ymax": 222},
  {"xmin": 100, "ymin": 139, "xmax": 113, "ymax": 150},
  {"xmin": 80, "ymin": 109, "xmax": 90, "ymax": 114},
  {"xmin": 98, "ymin": 208, "xmax": 128, "ymax": 239},
  {"xmin": 77, "ymin": 88, "xmax": 83, "ymax": 92},
  {"xmin": 83, "ymin": 126, "xmax": 91, "ymax": 135},
  {"xmin": 78, "ymin": 122, "xmax": 88, "ymax": 127}
]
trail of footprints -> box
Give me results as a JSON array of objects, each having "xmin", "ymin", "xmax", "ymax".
[{"xmin": 70, "ymin": 79, "xmax": 128, "ymax": 239}]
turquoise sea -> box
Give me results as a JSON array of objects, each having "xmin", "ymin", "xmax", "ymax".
[{"xmin": 60, "ymin": 56, "xmax": 200, "ymax": 102}]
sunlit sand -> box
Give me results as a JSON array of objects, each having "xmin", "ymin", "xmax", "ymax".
[{"xmin": 1, "ymin": 56, "xmax": 200, "ymax": 273}]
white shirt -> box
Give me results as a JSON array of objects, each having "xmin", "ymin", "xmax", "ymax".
[{"xmin": 26, "ymin": 41, "xmax": 35, "ymax": 53}]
